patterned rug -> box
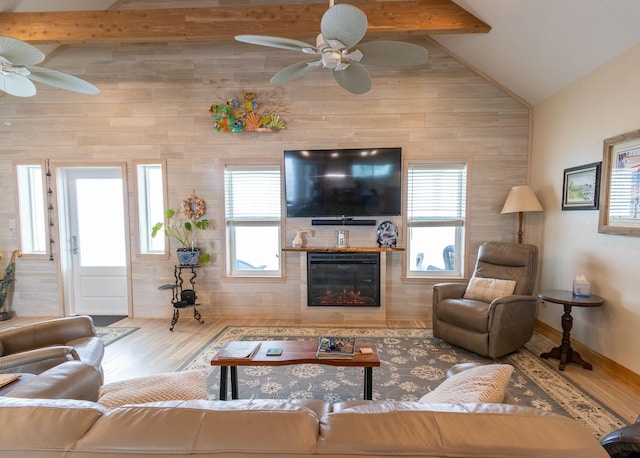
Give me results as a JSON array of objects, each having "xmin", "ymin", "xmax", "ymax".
[
  {"xmin": 178, "ymin": 326, "xmax": 629, "ymax": 439},
  {"xmin": 95, "ymin": 326, "xmax": 138, "ymax": 346}
]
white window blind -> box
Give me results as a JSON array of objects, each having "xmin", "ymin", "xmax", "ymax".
[
  {"xmin": 407, "ymin": 162, "xmax": 467, "ymax": 226},
  {"xmin": 225, "ymin": 164, "xmax": 281, "ymax": 222}
]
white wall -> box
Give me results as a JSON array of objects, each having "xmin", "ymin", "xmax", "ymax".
[{"xmin": 531, "ymin": 43, "xmax": 640, "ymax": 374}]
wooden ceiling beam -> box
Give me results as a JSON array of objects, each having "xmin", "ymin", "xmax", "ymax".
[{"xmin": 0, "ymin": 1, "xmax": 490, "ymax": 45}]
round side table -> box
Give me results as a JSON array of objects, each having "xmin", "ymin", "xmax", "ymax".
[{"xmin": 538, "ymin": 289, "xmax": 604, "ymax": 371}]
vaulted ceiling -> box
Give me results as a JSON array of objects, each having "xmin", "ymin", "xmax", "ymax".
[{"xmin": 1, "ymin": 0, "xmax": 640, "ymax": 105}]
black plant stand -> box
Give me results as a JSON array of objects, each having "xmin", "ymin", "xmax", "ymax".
[{"xmin": 158, "ymin": 265, "xmax": 204, "ymax": 331}]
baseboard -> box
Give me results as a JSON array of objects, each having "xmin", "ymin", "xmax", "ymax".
[{"xmin": 535, "ymin": 320, "xmax": 640, "ymax": 392}]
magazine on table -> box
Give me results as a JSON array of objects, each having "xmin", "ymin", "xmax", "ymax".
[
  {"xmin": 217, "ymin": 341, "xmax": 261, "ymax": 359},
  {"xmin": 316, "ymin": 336, "xmax": 356, "ymax": 359}
]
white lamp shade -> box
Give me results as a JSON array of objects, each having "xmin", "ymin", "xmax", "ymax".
[{"xmin": 501, "ymin": 185, "xmax": 543, "ymax": 214}]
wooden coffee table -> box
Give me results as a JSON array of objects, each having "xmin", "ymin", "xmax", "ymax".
[{"xmin": 211, "ymin": 340, "xmax": 380, "ymax": 400}]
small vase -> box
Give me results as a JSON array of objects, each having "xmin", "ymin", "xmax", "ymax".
[
  {"xmin": 176, "ymin": 247, "xmax": 201, "ymax": 266},
  {"xmin": 292, "ymin": 230, "xmax": 306, "ymax": 248}
]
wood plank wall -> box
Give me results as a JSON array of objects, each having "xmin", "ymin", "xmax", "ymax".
[{"xmin": 0, "ymin": 36, "xmax": 530, "ymax": 323}]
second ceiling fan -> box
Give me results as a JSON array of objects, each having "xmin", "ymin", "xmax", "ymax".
[{"xmin": 235, "ymin": 2, "xmax": 428, "ymax": 94}]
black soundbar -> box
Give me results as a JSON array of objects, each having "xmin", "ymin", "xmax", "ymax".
[{"xmin": 311, "ymin": 219, "xmax": 377, "ymax": 226}]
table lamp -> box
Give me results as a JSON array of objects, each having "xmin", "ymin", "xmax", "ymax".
[{"xmin": 501, "ymin": 185, "xmax": 543, "ymax": 243}]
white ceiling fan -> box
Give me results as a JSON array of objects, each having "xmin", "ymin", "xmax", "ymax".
[
  {"xmin": 235, "ymin": 2, "xmax": 428, "ymax": 94},
  {"xmin": 0, "ymin": 36, "xmax": 99, "ymax": 97}
]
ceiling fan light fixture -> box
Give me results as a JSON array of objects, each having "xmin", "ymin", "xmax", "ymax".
[{"xmin": 321, "ymin": 48, "xmax": 342, "ymax": 69}]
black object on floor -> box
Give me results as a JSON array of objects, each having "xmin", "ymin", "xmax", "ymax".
[{"xmin": 89, "ymin": 315, "xmax": 127, "ymax": 327}]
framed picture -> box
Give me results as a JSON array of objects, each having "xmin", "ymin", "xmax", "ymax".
[
  {"xmin": 599, "ymin": 129, "xmax": 640, "ymax": 236},
  {"xmin": 562, "ymin": 162, "xmax": 601, "ymax": 210}
]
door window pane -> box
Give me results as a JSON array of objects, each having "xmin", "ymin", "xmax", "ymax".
[{"xmin": 76, "ymin": 178, "xmax": 126, "ymax": 267}]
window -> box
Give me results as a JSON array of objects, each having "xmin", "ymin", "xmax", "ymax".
[
  {"xmin": 15, "ymin": 163, "xmax": 47, "ymax": 255},
  {"xmin": 406, "ymin": 162, "xmax": 467, "ymax": 278},
  {"xmin": 224, "ymin": 164, "xmax": 282, "ymax": 277},
  {"xmin": 136, "ymin": 162, "xmax": 166, "ymax": 255}
]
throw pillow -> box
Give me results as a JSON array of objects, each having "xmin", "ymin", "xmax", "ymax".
[
  {"xmin": 98, "ymin": 370, "xmax": 208, "ymax": 408},
  {"xmin": 418, "ymin": 364, "xmax": 514, "ymax": 404},
  {"xmin": 463, "ymin": 277, "xmax": 516, "ymax": 302}
]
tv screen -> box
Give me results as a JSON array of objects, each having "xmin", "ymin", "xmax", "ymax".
[{"xmin": 284, "ymin": 147, "xmax": 402, "ymax": 218}]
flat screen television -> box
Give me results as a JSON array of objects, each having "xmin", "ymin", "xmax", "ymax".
[{"xmin": 284, "ymin": 147, "xmax": 402, "ymax": 218}]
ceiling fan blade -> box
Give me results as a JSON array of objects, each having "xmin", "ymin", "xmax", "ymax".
[
  {"xmin": 235, "ymin": 35, "xmax": 315, "ymax": 52},
  {"xmin": 333, "ymin": 63, "xmax": 371, "ymax": 95},
  {"xmin": 25, "ymin": 66, "xmax": 99, "ymax": 94},
  {"xmin": 321, "ymin": 4, "xmax": 367, "ymax": 50},
  {"xmin": 271, "ymin": 61, "xmax": 319, "ymax": 84},
  {"xmin": 0, "ymin": 73, "xmax": 37, "ymax": 97},
  {"xmin": 358, "ymin": 41, "xmax": 429, "ymax": 67},
  {"xmin": 0, "ymin": 36, "xmax": 44, "ymax": 65}
]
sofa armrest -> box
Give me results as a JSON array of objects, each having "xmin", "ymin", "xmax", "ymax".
[
  {"xmin": 5, "ymin": 361, "xmax": 102, "ymax": 401},
  {"xmin": 0, "ymin": 316, "xmax": 97, "ymax": 355},
  {"xmin": 0, "ymin": 346, "xmax": 80, "ymax": 374}
]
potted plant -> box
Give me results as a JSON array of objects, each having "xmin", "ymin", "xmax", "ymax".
[{"xmin": 151, "ymin": 208, "xmax": 211, "ymax": 266}]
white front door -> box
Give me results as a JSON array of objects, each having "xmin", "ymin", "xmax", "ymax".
[{"xmin": 59, "ymin": 167, "xmax": 129, "ymax": 316}]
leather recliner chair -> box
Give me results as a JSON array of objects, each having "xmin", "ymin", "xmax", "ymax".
[
  {"xmin": 600, "ymin": 417, "xmax": 640, "ymax": 457},
  {"xmin": 0, "ymin": 315, "xmax": 104, "ymax": 381},
  {"xmin": 432, "ymin": 241, "xmax": 539, "ymax": 358}
]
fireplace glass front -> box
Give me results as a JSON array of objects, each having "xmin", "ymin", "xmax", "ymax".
[{"xmin": 307, "ymin": 252, "xmax": 380, "ymax": 307}]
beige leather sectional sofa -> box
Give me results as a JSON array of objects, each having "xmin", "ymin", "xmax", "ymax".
[
  {"xmin": 0, "ymin": 315, "xmax": 104, "ymax": 380},
  {"xmin": 0, "ymin": 397, "xmax": 608, "ymax": 457},
  {"xmin": 0, "ymin": 318, "xmax": 609, "ymax": 457}
]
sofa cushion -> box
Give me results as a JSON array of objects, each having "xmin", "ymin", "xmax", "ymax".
[
  {"xmin": 463, "ymin": 277, "xmax": 516, "ymax": 302},
  {"xmin": 98, "ymin": 370, "xmax": 208, "ymax": 408},
  {"xmin": 418, "ymin": 364, "xmax": 514, "ymax": 404}
]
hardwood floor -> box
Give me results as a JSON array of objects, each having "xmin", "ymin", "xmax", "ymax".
[{"xmin": 2, "ymin": 315, "xmax": 639, "ymax": 424}]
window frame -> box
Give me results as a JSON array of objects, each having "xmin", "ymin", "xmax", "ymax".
[
  {"xmin": 404, "ymin": 161, "xmax": 468, "ymax": 279},
  {"xmin": 134, "ymin": 160, "xmax": 168, "ymax": 258},
  {"xmin": 224, "ymin": 163, "xmax": 283, "ymax": 278},
  {"xmin": 14, "ymin": 160, "xmax": 49, "ymax": 259}
]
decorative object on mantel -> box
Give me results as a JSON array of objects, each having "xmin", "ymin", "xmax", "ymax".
[
  {"xmin": 291, "ymin": 229, "xmax": 314, "ymax": 248},
  {"xmin": 501, "ymin": 185, "xmax": 543, "ymax": 243},
  {"xmin": 376, "ymin": 220, "xmax": 398, "ymax": 248},
  {"xmin": 151, "ymin": 194, "xmax": 211, "ymax": 266},
  {"xmin": 209, "ymin": 82, "xmax": 287, "ymax": 133}
]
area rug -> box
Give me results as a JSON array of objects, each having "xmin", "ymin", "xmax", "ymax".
[
  {"xmin": 95, "ymin": 326, "xmax": 138, "ymax": 346},
  {"xmin": 90, "ymin": 315, "xmax": 127, "ymax": 327},
  {"xmin": 178, "ymin": 326, "xmax": 628, "ymax": 439}
]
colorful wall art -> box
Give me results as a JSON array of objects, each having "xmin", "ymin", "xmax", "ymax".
[{"xmin": 209, "ymin": 83, "xmax": 287, "ymax": 133}]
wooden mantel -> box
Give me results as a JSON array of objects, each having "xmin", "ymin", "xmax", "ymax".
[
  {"xmin": 0, "ymin": 1, "xmax": 491, "ymax": 45},
  {"xmin": 283, "ymin": 247, "xmax": 404, "ymax": 253}
]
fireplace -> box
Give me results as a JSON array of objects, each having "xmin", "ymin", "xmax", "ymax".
[{"xmin": 307, "ymin": 252, "xmax": 380, "ymax": 307}]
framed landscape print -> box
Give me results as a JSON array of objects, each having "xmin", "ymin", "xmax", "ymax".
[
  {"xmin": 562, "ymin": 162, "xmax": 601, "ymax": 210},
  {"xmin": 599, "ymin": 129, "xmax": 640, "ymax": 236}
]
